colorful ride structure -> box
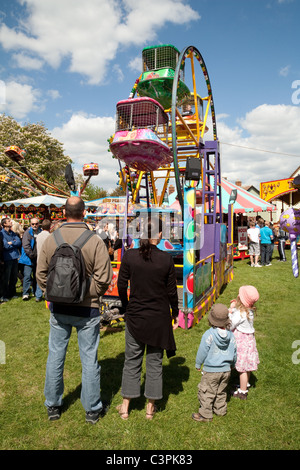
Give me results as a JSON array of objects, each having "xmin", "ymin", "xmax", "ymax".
[
  {"xmin": 107, "ymin": 44, "xmax": 234, "ymax": 328},
  {"xmin": 110, "ymin": 97, "xmax": 172, "ymax": 172},
  {"xmin": 280, "ymin": 207, "xmax": 300, "ymax": 278},
  {"xmin": 3, "ymin": 145, "xmax": 69, "ymax": 198},
  {"xmin": 1, "ymin": 145, "xmax": 99, "ymax": 203},
  {"xmin": 136, "ymin": 44, "xmax": 190, "ymax": 110}
]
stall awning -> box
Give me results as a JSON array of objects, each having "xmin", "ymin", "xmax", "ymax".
[
  {"xmin": 167, "ymin": 179, "xmax": 276, "ymax": 214},
  {"xmin": 219, "ymin": 179, "xmax": 275, "ymax": 214},
  {"xmin": 0, "ymin": 194, "xmax": 67, "ymax": 209}
]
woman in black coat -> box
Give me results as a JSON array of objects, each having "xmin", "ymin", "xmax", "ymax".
[{"xmin": 117, "ymin": 220, "xmax": 179, "ymax": 420}]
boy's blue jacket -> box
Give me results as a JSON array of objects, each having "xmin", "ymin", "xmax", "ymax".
[
  {"xmin": 1, "ymin": 228, "xmax": 21, "ymax": 261},
  {"xmin": 196, "ymin": 327, "xmax": 237, "ymax": 372}
]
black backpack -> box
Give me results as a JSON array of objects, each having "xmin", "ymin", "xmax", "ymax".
[{"xmin": 45, "ymin": 228, "xmax": 96, "ymax": 304}]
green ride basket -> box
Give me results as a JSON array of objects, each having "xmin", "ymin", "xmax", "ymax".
[{"xmin": 137, "ymin": 44, "xmax": 190, "ymax": 110}]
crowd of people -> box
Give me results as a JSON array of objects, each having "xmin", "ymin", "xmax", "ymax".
[
  {"xmin": 0, "ymin": 212, "xmax": 122, "ymax": 305},
  {"xmin": 247, "ymin": 216, "xmax": 288, "ymax": 267},
  {"xmin": 1, "ymin": 201, "xmax": 262, "ymax": 426},
  {"xmin": 0, "ymin": 216, "xmax": 52, "ymax": 303}
]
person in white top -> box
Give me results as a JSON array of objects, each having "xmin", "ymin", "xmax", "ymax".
[
  {"xmin": 247, "ymin": 221, "xmax": 261, "ymax": 267},
  {"xmin": 228, "ymin": 285, "xmax": 260, "ymax": 400}
]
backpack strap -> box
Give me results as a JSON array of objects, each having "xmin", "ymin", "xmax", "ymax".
[
  {"xmin": 73, "ymin": 230, "xmax": 96, "ymax": 288},
  {"xmin": 53, "ymin": 228, "xmax": 65, "ymax": 247},
  {"xmin": 73, "ymin": 230, "xmax": 96, "ymax": 249},
  {"xmin": 53, "ymin": 228, "xmax": 95, "ymax": 249}
]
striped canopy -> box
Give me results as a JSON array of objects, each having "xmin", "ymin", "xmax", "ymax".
[
  {"xmin": 167, "ymin": 179, "xmax": 275, "ymax": 214},
  {"xmin": 218, "ymin": 179, "xmax": 275, "ymax": 214}
]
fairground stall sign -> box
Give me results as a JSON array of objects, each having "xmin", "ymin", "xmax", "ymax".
[{"xmin": 260, "ymin": 178, "xmax": 297, "ymax": 203}]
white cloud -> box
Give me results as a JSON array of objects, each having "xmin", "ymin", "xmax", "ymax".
[
  {"xmin": 0, "ymin": 80, "xmax": 43, "ymax": 118},
  {"xmin": 0, "ymin": 0, "xmax": 200, "ymax": 85},
  {"xmin": 112, "ymin": 64, "xmax": 124, "ymax": 83},
  {"xmin": 279, "ymin": 65, "xmax": 290, "ymax": 77},
  {"xmin": 219, "ymin": 104, "xmax": 300, "ymax": 188},
  {"xmin": 128, "ymin": 56, "xmax": 142, "ymax": 73},
  {"xmin": 51, "ymin": 112, "xmax": 119, "ymax": 191},
  {"xmin": 12, "ymin": 52, "xmax": 44, "ymax": 70},
  {"xmin": 47, "ymin": 89, "xmax": 61, "ymax": 100}
]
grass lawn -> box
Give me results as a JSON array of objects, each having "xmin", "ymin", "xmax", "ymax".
[{"xmin": 0, "ymin": 250, "xmax": 300, "ymax": 451}]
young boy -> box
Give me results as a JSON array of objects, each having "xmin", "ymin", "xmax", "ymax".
[{"xmin": 192, "ymin": 304, "xmax": 237, "ymax": 422}]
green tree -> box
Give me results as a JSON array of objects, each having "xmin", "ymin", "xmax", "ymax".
[
  {"xmin": 110, "ymin": 185, "xmax": 126, "ymax": 197},
  {"xmin": 0, "ymin": 114, "xmax": 72, "ymax": 200}
]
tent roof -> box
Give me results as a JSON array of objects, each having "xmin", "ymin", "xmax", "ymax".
[
  {"xmin": 167, "ymin": 179, "xmax": 275, "ymax": 214},
  {"xmin": 0, "ymin": 194, "xmax": 67, "ymax": 208},
  {"xmin": 218, "ymin": 179, "xmax": 275, "ymax": 213},
  {"xmin": 0, "ymin": 195, "xmax": 126, "ymax": 211}
]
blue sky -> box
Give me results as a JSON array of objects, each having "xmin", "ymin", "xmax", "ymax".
[{"xmin": 0, "ymin": 0, "xmax": 300, "ymax": 193}]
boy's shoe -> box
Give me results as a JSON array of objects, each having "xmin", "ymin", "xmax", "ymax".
[
  {"xmin": 265, "ymin": 263, "xmax": 272, "ymax": 266},
  {"xmin": 47, "ymin": 406, "xmax": 62, "ymax": 421},
  {"xmin": 191, "ymin": 413, "xmax": 212, "ymax": 422},
  {"xmin": 22, "ymin": 295, "xmax": 29, "ymax": 301},
  {"xmin": 254, "ymin": 264, "xmax": 262, "ymax": 267}
]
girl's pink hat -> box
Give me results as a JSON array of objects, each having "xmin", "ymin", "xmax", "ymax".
[{"xmin": 239, "ymin": 285, "xmax": 259, "ymax": 308}]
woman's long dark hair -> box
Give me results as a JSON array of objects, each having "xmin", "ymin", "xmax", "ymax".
[{"xmin": 139, "ymin": 217, "xmax": 162, "ymax": 261}]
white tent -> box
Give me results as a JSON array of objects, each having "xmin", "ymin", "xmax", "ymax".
[
  {"xmin": 0, "ymin": 195, "xmax": 100, "ymax": 212},
  {"xmin": 0, "ymin": 194, "xmax": 67, "ymax": 209}
]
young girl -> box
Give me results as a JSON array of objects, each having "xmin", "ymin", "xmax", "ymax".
[{"xmin": 229, "ymin": 285, "xmax": 260, "ymax": 400}]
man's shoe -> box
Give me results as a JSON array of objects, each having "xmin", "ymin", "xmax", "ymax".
[
  {"xmin": 254, "ymin": 264, "xmax": 262, "ymax": 267},
  {"xmin": 86, "ymin": 402, "xmax": 109, "ymax": 424},
  {"xmin": 47, "ymin": 406, "xmax": 62, "ymax": 421},
  {"xmin": 265, "ymin": 263, "xmax": 272, "ymax": 266},
  {"xmin": 191, "ymin": 413, "xmax": 212, "ymax": 422},
  {"xmin": 85, "ymin": 410, "xmax": 102, "ymax": 424},
  {"xmin": 22, "ymin": 295, "xmax": 29, "ymax": 301},
  {"xmin": 35, "ymin": 297, "xmax": 43, "ymax": 302}
]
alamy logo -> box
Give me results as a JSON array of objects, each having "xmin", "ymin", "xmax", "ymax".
[
  {"xmin": 292, "ymin": 340, "xmax": 300, "ymax": 365},
  {"xmin": 0, "ymin": 80, "xmax": 6, "ymax": 105},
  {"xmin": 0, "ymin": 340, "xmax": 5, "ymax": 364},
  {"xmin": 291, "ymin": 80, "xmax": 300, "ymax": 105}
]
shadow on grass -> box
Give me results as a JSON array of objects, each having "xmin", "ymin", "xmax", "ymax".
[
  {"xmin": 61, "ymin": 354, "xmax": 189, "ymax": 415},
  {"xmin": 227, "ymin": 369, "xmax": 258, "ymax": 402},
  {"xmin": 117, "ymin": 355, "xmax": 190, "ymax": 413},
  {"xmin": 59, "ymin": 352, "xmax": 125, "ymax": 414}
]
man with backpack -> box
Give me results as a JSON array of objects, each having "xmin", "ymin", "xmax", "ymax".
[{"xmin": 36, "ymin": 196, "xmax": 113, "ymax": 424}]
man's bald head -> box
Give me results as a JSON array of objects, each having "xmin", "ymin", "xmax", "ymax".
[{"xmin": 64, "ymin": 196, "xmax": 85, "ymax": 221}]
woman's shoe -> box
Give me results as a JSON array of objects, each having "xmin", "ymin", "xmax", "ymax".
[
  {"xmin": 116, "ymin": 404, "xmax": 129, "ymax": 420},
  {"xmin": 146, "ymin": 404, "xmax": 157, "ymax": 420}
]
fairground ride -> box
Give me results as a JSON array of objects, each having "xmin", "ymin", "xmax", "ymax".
[{"xmin": 107, "ymin": 45, "xmax": 235, "ymax": 327}]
